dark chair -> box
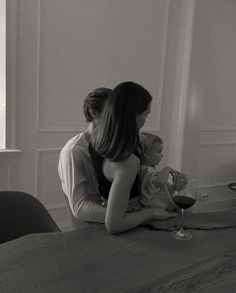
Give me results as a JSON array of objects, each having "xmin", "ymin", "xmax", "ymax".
[{"xmin": 0, "ymin": 191, "xmax": 61, "ymax": 244}]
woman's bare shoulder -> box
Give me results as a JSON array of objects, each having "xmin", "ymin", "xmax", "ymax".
[
  {"xmin": 104, "ymin": 154, "xmax": 140, "ymax": 181},
  {"xmin": 113, "ymin": 153, "xmax": 140, "ymax": 172},
  {"xmin": 126, "ymin": 153, "xmax": 140, "ymax": 165}
]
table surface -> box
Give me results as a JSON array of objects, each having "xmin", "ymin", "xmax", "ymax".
[{"xmin": 1, "ymin": 214, "xmax": 236, "ymax": 293}]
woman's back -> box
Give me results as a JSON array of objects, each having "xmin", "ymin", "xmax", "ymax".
[{"xmin": 89, "ymin": 144, "xmax": 140, "ymax": 200}]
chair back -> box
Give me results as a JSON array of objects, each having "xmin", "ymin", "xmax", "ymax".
[{"xmin": 0, "ymin": 191, "xmax": 61, "ymax": 244}]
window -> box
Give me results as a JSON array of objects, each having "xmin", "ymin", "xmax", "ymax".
[{"xmin": 0, "ymin": 0, "xmax": 6, "ymax": 149}]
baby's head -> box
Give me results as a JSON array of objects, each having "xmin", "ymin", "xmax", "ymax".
[{"xmin": 140, "ymin": 133, "xmax": 163, "ymax": 166}]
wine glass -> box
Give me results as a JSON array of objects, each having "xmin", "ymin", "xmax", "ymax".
[{"xmin": 171, "ymin": 176, "xmax": 198, "ymax": 240}]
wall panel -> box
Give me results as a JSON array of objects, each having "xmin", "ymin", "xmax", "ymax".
[
  {"xmin": 14, "ymin": 0, "xmax": 171, "ymax": 229},
  {"xmin": 37, "ymin": 0, "xmax": 169, "ymax": 133}
]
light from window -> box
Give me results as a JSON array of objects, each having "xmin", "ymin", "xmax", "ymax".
[{"xmin": 0, "ymin": 0, "xmax": 6, "ymax": 149}]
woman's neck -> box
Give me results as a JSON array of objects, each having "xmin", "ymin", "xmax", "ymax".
[{"xmin": 84, "ymin": 122, "xmax": 95, "ymax": 143}]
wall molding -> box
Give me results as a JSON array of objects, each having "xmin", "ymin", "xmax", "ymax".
[
  {"xmin": 37, "ymin": 126, "xmax": 83, "ymax": 133},
  {"xmin": 59, "ymin": 221, "xmax": 71, "ymax": 231},
  {"xmin": 198, "ymin": 182, "xmax": 232, "ymax": 189},
  {"xmin": 142, "ymin": 127, "xmax": 160, "ymax": 133},
  {"xmin": 200, "ymin": 141, "xmax": 236, "ymax": 147},
  {"xmin": 178, "ymin": 0, "xmax": 196, "ymax": 170},
  {"xmin": 154, "ymin": 0, "xmax": 170, "ymax": 133},
  {"xmin": 0, "ymin": 149, "xmax": 21, "ymax": 157},
  {"xmin": 46, "ymin": 202, "xmax": 66, "ymax": 210},
  {"xmin": 35, "ymin": 0, "xmax": 170, "ymax": 133},
  {"xmin": 35, "ymin": 1, "xmax": 84, "ymax": 133},
  {"xmin": 35, "ymin": 0, "xmax": 41, "ymax": 132},
  {"xmin": 201, "ymin": 127, "xmax": 236, "ymax": 132},
  {"xmin": 166, "ymin": 0, "xmax": 196, "ymax": 170}
]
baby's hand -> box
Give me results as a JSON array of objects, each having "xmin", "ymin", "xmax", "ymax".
[
  {"xmin": 173, "ymin": 173, "xmax": 188, "ymax": 192},
  {"xmin": 155, "ymin": 167, "xmax": 172, "ymax": 185}
]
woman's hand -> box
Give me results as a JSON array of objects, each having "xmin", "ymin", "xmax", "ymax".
[{"xmin": 151, "ymin": 208, "xmax": 177, "ymax": 221}]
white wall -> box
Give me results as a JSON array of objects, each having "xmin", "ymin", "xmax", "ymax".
[
  {"xmin": 3, "ymin": 0, "xmax": 235, "ymax": 229},
  {"xmin": 182, "ymin": 0, "xmax": 236, "ymax": 211},
  {"xmin": 5, "ymin": 0, "xmax": 185, "ymax": 229}
]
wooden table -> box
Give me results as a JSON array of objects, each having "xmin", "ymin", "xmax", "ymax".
[{"xmin": 1, "ymin": 220, "xmax": 236, "ymax": 292}]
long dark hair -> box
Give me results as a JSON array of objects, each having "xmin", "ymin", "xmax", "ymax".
[{"xmin": 92, "ymin": 81, "xmax": 152, "ymax": 161}]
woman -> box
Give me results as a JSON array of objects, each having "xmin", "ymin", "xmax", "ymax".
[
  {"xmin": 90, "ymin": 81, "xmax": 177, "ymax": 234},
  {"xmin": 58, "ymin": 88, "xmax": 112, "ymax": 226}
]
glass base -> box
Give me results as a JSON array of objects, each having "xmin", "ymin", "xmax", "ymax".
[{"xmin": 172, "ymin": 229, "xmax": 192, "ymax": 240}]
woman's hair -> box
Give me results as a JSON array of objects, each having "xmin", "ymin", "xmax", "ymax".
[
  {"xmin": 83, "ymin": 87, "xmax": 112, "ymax": 122},
  {"xmin": 92, "ymin": 81, "xmax": 152, "ymax": 162}
]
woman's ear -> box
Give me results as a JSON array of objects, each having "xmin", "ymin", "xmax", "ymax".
[{"xmin": 88, "ymin": 109, "xmax": 98, "ymax": 120}]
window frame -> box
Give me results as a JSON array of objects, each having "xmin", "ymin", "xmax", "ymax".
[{"xmin": 0, "ymin": 0, "xmax": 6, "ymax": 149}]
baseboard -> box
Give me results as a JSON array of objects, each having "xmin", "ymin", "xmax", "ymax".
[{"xmin": 192, "ymin": 182, "xmax": 236, "ymax": 212}]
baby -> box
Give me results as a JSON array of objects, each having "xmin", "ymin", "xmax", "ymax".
[{"xmin": 139, "ymin": 133, "xmax": 187, "ymax": 211}]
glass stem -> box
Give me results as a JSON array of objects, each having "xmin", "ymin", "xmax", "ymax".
[{"xmin": 180, "ymin": 208, "xmax": 185, "ymax": 231}]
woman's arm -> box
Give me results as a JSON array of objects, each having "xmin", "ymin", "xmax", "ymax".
[{"xmin": 105, "ymin": 155, "xmax": 176, "ymax": 234}]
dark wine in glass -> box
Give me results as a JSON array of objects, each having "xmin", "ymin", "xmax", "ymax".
[
  {"xmin": 173, "ymin": 195, "xmax": 196, "ymax": 210},
  {"xmin": 172, "ymin": 177, "xmax": 197, "ymax": 240}
]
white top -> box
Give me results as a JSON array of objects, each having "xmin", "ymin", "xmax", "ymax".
[
  {"xmin": 58, "ymin": 132, "xmax": 102, "ymax": 217},
  {"xmin": 139, "ymin": 165, "xmax": 177, "ymax": 210}
]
